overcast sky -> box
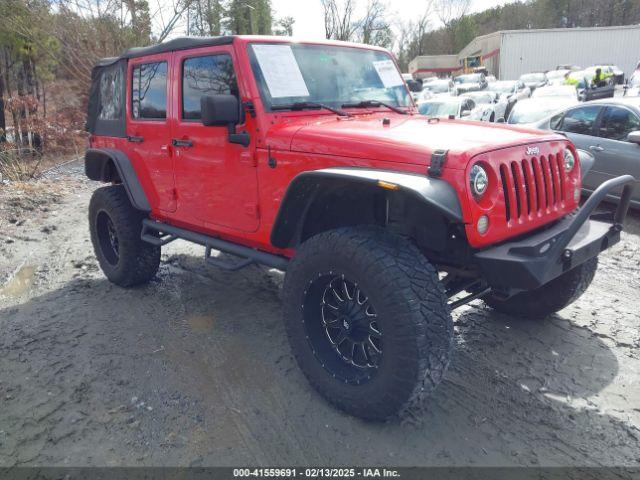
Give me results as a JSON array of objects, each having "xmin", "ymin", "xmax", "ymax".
[{"xmin": 269, "ymin": 0, "xmax": 516, "ymax": 40}]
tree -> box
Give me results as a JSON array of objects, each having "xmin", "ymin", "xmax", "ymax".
[
  {"xmin": 359, "ymin": 0, "xmax": 393, "ymax": 47},
  {"xmin": 274, "ymin": 16, "xmax": 295, "ymax": 36},
  {"xmin": 394, "ymin": 1, "xmax": 434, "ymax": 71},
  {"xmin": 321, "ymin": 0, "xmax": 359, "ymax": 41},
  {"xmin": 224, "ymin": 0, "xmax": 273, "ymax": 35},
  {"xmin": 187, "ymin": 0, "xmax": 224, "ymax": 35},
  {"xmin": 435, "ymin": 0, "xmax": 471, "ymax": 28}
]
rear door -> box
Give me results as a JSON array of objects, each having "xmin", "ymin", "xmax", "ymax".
[
  {"xmin": 170, "ymin": 46, "xmax": 259, "ymax": 232},
  {"xmin": 592, "ymin": 105, "xmax": 640, "ymax": 201},
  {"xmin": 127, "ymin": 54, "xmax": 176, "ymax": 212}
]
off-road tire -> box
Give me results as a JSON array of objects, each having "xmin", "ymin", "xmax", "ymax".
[
  {"xmin": 484, "ymin": 257, "xmax": 598, "ymax": 319},
  {"xmin": 282, "ymin": 226, "xmax": 453, "ymax": 421},
  {"xmin": 89, "ymin": 185, "xmax": 160, "ymax": 287}
]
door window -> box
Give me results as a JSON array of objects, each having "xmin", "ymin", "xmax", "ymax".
[
  {"xmin": 182, "ymin": 55, "xmax": 239, "ymax": 120},
  {"xmin": 131, "ymin": 61, "xmax": 168, "ymax": 119},
  {"xmin": 558, "ymin": 106, "xmax": 601, "ymax": 135},
  {"xmin": 598, "ymin": 106, "xmax": 640, "ymax": 141}
]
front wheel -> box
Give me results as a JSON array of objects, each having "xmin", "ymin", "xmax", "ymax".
[
  {"xmin": 282, "ymin": 227, "xmax": 453, "ymax": 421},
  {"xmin": 484, "ymin": 257, "xmax": 598, "ymax": 319}
]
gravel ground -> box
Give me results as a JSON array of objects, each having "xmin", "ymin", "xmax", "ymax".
[{"xmin": 0, "ymin": 162, "xmax": 639, "ymax": 467}]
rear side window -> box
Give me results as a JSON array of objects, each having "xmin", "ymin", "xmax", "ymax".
[
  {"xmin": 131, "ymin": 62, "xmax": 168, "ymax": 120},
  {"xmin": 558, "ymin": 106, "xmax": 601, "ymax": 135},
  {"xmin": 99, "ymin": 66, "xmax": 124, "ymax": 120},
  {"xmin": 182, "ymin": 55, "xmax": 239, "ymax": 120},
  {"xmin": 598, "ymin": 107, "xmax": 640, "ymax": 141}
]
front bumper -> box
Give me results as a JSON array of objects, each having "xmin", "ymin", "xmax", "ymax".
[{"xmin": 474, "ymin": 175, "xmax": 637, "ymax": 293}]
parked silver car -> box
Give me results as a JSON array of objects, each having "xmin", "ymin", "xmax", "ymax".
[{"xmin": 535, "ymin": 98, "xmax": 640, "ymax": 206}]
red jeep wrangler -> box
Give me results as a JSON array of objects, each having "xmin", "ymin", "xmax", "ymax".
[{"xmin": 85, "ymin": 36, "xmax": 636, "ymax": 421}]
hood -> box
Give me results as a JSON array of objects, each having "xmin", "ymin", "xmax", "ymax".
[{"xmin": 268, "ymin": 113, "xmax": 563, "ymax": 169}]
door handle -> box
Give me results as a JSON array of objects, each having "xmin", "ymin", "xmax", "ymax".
[
  {"xmin": 589, "ymin": 145, "xmax": 604, "ymax": 152},
  {"xmin": 172, "ymin": 139, "xmax": 193, "ymax": 148},
  {"xmin": 127, "ymin": 135, "xmax": 144, "ymax": 143}
]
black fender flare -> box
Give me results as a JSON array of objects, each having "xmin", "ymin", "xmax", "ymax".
[
  {"xmin": 85, "ymin": 148, "xmax": 150, "ymax": 212},
  {"xmin": 270, "ymin": 167, "xmax": 463, "ymax": 248}
]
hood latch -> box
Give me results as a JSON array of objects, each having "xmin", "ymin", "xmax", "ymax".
[{"xmin": 428, "ymin": 149, "xmax": 448, "ymax": 178}]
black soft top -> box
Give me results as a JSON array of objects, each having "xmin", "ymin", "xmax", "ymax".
[
  {"xmin": 95, "ymin": 36, "xmax": 235, "ymax": 67},
  {"xmin": 88, "ymin": 36, "xmax": 234, "ymax": 136}
]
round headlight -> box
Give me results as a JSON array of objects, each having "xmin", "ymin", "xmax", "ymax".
[
  {"xmin": 470, "ymin": 164, "xmax": 489, "ymax": 197},
  {"xmin": 564, "ymin": 149, "xmax": 575, "ymax": 172}
]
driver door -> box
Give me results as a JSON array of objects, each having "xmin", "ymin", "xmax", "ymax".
[{"xmin": 170, "ymin": 47, "xmax": 259, "ymax": 233}]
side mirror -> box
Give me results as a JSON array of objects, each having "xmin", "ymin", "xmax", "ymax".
[
  {"xmin": 496, "ymin": 117, "xmax": 505, "ymax": 123},
  {"xmin": 628, "ymin": 131, "xmax": 640, "ymax": 144},
  {"xmin": 201, "ymin": 94, "xmax": 241, "ymax": 126},
  {"xmin": 200, "ymin": 94, "xmax": 249, "ymax": 147}
]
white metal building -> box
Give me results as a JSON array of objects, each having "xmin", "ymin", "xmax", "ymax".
[{"xmin": 410, "ymin": 25, "xmax": 640, "ymax": 80}]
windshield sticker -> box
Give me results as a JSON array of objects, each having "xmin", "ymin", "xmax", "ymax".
[
  {"xmin": 373, "ymin": 59, "xmax": 403, "ymax": 88},
  {"xmin": 252, "ymin": 44, "xmax": 310, "ymax": 98}
]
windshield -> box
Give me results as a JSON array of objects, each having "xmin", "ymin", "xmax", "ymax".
[
  {"xmin": 487, "ymin": 81, "xmax": 515, "ymax": 94},
  {"xmin": 454, "ymin": 74, "xmax": 482, "ymax": 84},
  {"xmin": 248, "ymin": 43, "xmax": 411, "ymax": 110},
  {"xmin": 417, "ymin": 101, "xmax": 459, "ymax": 117},
  {"xmin": 424, "ymin": 81, "xmax": 450, "ymax": 93},
  {"xmin": 520, "ymin": 73, "xmax": 546, "ymax": 83}
]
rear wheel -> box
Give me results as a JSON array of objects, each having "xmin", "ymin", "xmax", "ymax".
[
  {"xmin": 282, "ymin": 226, "xmax": 453, "ymax": 421},
  {"xmin": 89, "ymin": 185, "xmax": 160, "ymax": 287},
  {"xmin": 484, "ymin": 258, "xmax": 598, "ymax": 319}
]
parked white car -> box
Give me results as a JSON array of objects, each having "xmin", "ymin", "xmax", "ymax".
[
  {"xmin": 416, "ymin": 96, "xmax": 484, "ymax": 121},
  {"xmin": 460, "ymin": 91, "xmax": 507, "ymax": 122},
  {"xmin": 624, "ymin": 73, "xmax": 640, "ymax": 97},
  {"xmin": 518, "ymin": 72, "xmax": 548, "ymax": 91},
  {"xmin": 422, "ymin": 79, "xmax": 455, "ymax": 97},
  {"xmin": 545, "ymin": 69, "xmax": 570, "ymax": 85}
]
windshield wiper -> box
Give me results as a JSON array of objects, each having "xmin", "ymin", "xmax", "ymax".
[
  {"xmin": 341, "ymin": 100, "xmax": 408, "ymax": 115},
  {"xmin": 271, "ymin": 101, "xmax": 350, "ymax": 117}
]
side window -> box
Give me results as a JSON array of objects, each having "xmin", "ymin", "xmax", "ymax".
[
  {"xmin": 99, "ymin": 65, "xmax": 124, "ymax": 120},
  {"xmin": 131, "ymin": 61, "xmax": 168, "ymax": 120},
  {"xmin": 558, "ymin": 106, "xmax": 601, "ymax": 135},
  {"xmin": 598, "ymin": 107, "xmax": 640, "ymax": 141},
  {"xmin": 182, "ymin": 55, "xmax": 239, "ymax": 120}
]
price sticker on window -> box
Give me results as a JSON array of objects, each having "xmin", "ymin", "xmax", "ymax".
[
  {"xmin": 252, "ymin": 44, "xmax": 310, "ymax": 98},
  {"xmin": 373, "ymin": 59, "xmax": 403, "ymax": 88}
]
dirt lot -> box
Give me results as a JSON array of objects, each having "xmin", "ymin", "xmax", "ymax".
[{"xmin": 0, "ymin": 162, "xmax": 639, "ymax": 467}]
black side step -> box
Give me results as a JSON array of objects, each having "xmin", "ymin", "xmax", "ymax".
[{"xmin": 141, "ymin": 219, "xmax": 289, "ymax": 271}]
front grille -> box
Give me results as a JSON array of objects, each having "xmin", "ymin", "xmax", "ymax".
[{"xmin": 499, "ymin": 153, "xmax": 566, "ymax": 222}]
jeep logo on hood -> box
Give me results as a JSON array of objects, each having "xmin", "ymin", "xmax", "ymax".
[{"xmin": 526, "ymin": 146, "xmax": 540, "ymax": 155}]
